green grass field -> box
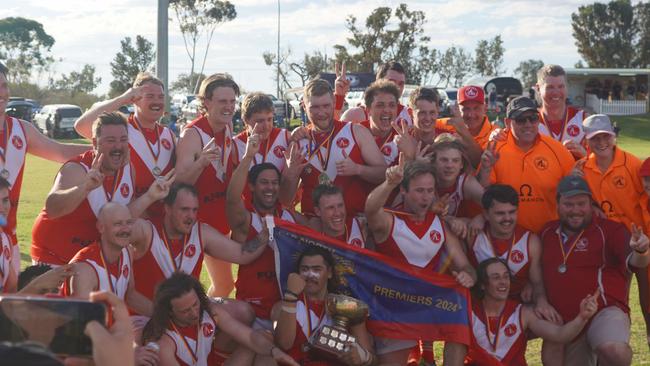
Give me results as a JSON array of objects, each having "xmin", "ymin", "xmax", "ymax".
[{"xmin": 15, "ymin": 114, "xmax": 650, "ymax": 365}]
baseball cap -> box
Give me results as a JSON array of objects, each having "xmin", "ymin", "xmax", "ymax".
[
  {"xmin": 640, "ymin": 158, "xmax": 650, "ymax": 177},
  {"xmin": 458, "ymin": 86, "xmax": 485, "ymax": 105},
  {"xmin": 557, "ymin": 175, "xmax": 592, "ymax": 199},
  {"xmin": 506, "ymin": 97, "xmax": 537, "ymax": 119},
  {"xmin": 582, "ymin": 114, "xmax": 615, "ymax": 139}
]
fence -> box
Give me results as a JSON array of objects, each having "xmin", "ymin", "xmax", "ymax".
[{"xmin": 598, "ymin": 99, "xmax": 648, "ymax": 115}]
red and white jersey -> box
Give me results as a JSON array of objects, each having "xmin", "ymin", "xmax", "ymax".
[
  {"xmin": 378, "ymin": 211, "xmax": 450, "ymax": 273},
  {"xmin": 165, "ymin": 311, "xmax": 216, "ymax": 366},
  {"xmin": 133, "ymin": 220, "xmax": 204, "ymax": 301},
  {"xmin": 184, "ymin": 116, "xmax": 234, "ymax": 234},
  {"xmin": 0, "ymin": 232, "xmax": 12, "ymax": 291},
  {"xmin": 31, "ymin": 151, "xmax": 134, "ymax": 265},
  {"xmin": 287, "ymin": 297, "xmax": 337, "ymax": 366},
  {"xmin": 538, "ymin": 106, "xmax": 586, "ymax": 144},
  {"xmin": 67, "ymin": 243, "xmax": 132, "ymax": 299},
  {"xmin": 359, "ymin": 120, "xmax": 399, "ymax": 166},
  {"xmin": 2, "ymin": 116, "xmax": 27, "ymax": 244},
  {"xmin": 437, "ymin": 173, "xmax": 467, "ymax": 217},
  {"xmin": 233, "ymin": 127, "xmax": 289, "ymax": 171},
  {"xmin": 345, "ymin": 217, "xmax": 366, "ymax": 248},
  {"xmin": 236, "ymin": 207, "xmax": 295, "ymax": 319},
  {"xmin": 297, "ymin": 120, "xmax": 368, "ymax": 216},
  {"xmin": 471, "ymin": 300, "xmax": 526, "ymax": 366},
  {"xmin": 469, "ymin": 226, "xmax": 532, "ymax": 297},
  {"xmin": 127, "ymin": 115, "xmax": 175, "ymax": 219}
]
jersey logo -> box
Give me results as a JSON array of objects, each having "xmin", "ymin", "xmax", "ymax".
[
  {"xmin": 336, "ymin": 137, "xmax": 350, "ymax": 148},
  {"xmin": 273, "ymin": 145, "xmax": 286, "ymax": 159},
  {"xmin": 567, "ymin": 125, "xmax": 580, "ymax": 137},
  {"xmin": 534, "ymin": 156, "xmax": 548, "ymax": 170},
  {"xmin": 120, "ymin": 183, "xmax": 130, "ymax": 198},
  {"xmin": 600, "ymin": 200, "xmax": 614, "ymax": 213},
  {"xmin": 510, "ymin": 250, "xmax": 524, "ymax": 264},
  {"xmin": 161, "ymin": 138, "xmax": 172, "ymax": 150},
  {"xmin": 122, "ymin": 265, "xmax": 129, "ymax": 278},
  {"xmin": 504, "ymin": 323, "xmax": 517, "ymax": 337},
  {"xmin": 3, "ymin": 245, "xmax": 10, "ymax": 259},
  {"xmin": 429, "ymin": 230, "xmax": 442, "ymax": 243},
  {"xmin": 519, "ymin": 184, "xmax": 533, "ymax": 197},
  {"xmin": 184, "ymin": 244, "xmax": 196, "ymax": 258},
  {"xmin": 575, "ymin": 238, "xmax": 589, "ymax": 251},
  {"xmin": 202, "ymin": 322, "xmax": 215, "ymax": 337},
  {"xmin": 464, "ymin": 86, "xmax": 479, "ymax": 98},
  {"xmin": 349, "ymin": 238, "xmax": 363, "ymax": 247},
  {"xmin": 381, "ymin": 145, "xmax": 392, "ymax": 156},
  {"xmin": 11, "ymin": 136, "xmax": 23, "ymax": 150},
  {"xmin": 612, "ymin": 176, "xmax": 626, "ymax": 189}
]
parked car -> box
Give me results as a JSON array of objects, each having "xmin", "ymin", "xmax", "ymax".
[
  {"xmin": 33, "ymin": 104, "xmax": 83, "ymax": 138},
  {"xmin": 5, "ymin": 100, "xmax": 36, "ymax": 122}
]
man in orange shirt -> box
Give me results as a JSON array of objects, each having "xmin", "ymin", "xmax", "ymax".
[
  {"xmin": 437, "ymin": 86, "xmax": 495, "ymax": 149},
  {"xmin": 480, "ymin": 96, "xmax": 574, "ymax": 233}
]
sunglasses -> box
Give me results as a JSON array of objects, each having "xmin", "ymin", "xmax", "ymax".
[{"xmin": 514, "ymin": 114, "xmax": 539, "ymax": 124}]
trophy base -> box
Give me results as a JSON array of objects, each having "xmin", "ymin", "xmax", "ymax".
[{"xmin": 309, "ymin": 325, "xmax": 356, "ymax": 360}]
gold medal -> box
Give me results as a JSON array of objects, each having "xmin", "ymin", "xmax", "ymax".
[
  {"xmin": 152, "ymin": 166, "xmax": 162, "ymax": 176},
  {"xmin": 318, "ymin": 172, "xmax": 331, "ymax": 185},
  {"xmin": 0, "ymin": 169, "xmax": 9, "ymax": 180}
]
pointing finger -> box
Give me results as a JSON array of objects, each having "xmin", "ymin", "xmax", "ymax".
[{"xmin": 341, "ymin": 62, "xmax": 346, "ymax": 77}]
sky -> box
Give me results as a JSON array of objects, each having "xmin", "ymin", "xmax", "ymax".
[{"xmin": 0, "ymin": 0, "xmax": 616, "ymax": 96}]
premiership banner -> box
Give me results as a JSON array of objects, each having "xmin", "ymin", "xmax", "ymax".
[{"xmin": 272, "ymin": 220, "xmax": 471, "ymax": 345}]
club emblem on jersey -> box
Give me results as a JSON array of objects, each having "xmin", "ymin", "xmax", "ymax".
[
  {"xmin": 11, "ymin": 136, "xmax": 23, "ymax": 150},
  {"xmin": 161, "ymin": 138, "xmax": 172, "ymax": 150},
  {"xmin": 430, "ymin": 230, "xmax": 442, "ymax": 243},
  {"xmin": 3, "ymin": 245, "xmax": 10, "ymax": 259},
  {"xmin": 120, "ymin": 183, "xmax": 130, "ymax": 198},
  {"xmin": 273, "ymin": 145, "xmax": 286, "ymax": 159},
  {"xmin": 510, "ymin": 250, "xmax": 524, "ymax": 264},
  {"xmin": 600, "ymin": 200, "xmax": 614, "ymax": 213},
  {"xmin": 612, "ymin": 175, "xmax": 626, "ymax": 189},
  {"xmin": 464, "ymin": 86, "xmax": 479, "ymax": 98},
  {"xmin": 504, "ymin": 323, "xmax": 517, "ymax": 337},
  {"xmin": 381, "ymin": 145, "xmax": 392, "ymax": 156},
  {"xmin": 534, "ymin": 157, "xmax": 548, "ymax": 170},
  {"xmin": 575, "ymin": 238, "xmax": 589, "ymax": 251},
  {"xmin": 185, "ymin": 244, "xmax": 196, "ymax": 258},
  {"xmin": 336, "ymin": 137, "xmax": 349, "ymax": 148},
  {"xmin": 350, "ymin": 238, "xmax": 363, "ymax": 247},
  {"xmin": 202, "ymin": 322, "xmax": 215, "ymax": 337},
  {"xmin": 122, "ymin": 265, "xmax": 129, "ymax": 278},
  {"xmin": 567, "ymin": 125, "xmax": 580, "ymax": 137}
]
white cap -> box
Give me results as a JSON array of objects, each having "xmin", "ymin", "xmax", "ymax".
[{"xmin": 582, "ymin": 114, "xmax": 615, "ymax": 139}]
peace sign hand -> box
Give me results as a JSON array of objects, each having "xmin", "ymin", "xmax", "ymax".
[
  {"xmin": 480, "ymin": 140, "xmax": 499, "ymax": 171},
  {"xmin": 84, "ymin": 153, "xmax": 105, "ymax": 192},
  {"xmin": 147, "ymin": 169, "xmax": 176, "ymax": 202},
  {"xmin": 630, "ymin": 223, "xmax": 649, "ymax": 254},
  {"xmin": 386, "ymin": 152, "xmax": 406, "ymax": 186},
  {"xmin": 244, "ymin": 133, "xmax": 261, "ymax": 160},
  {"xmin": 392, "ymin": 118, "xmax": 417, "ymax": 161},
  {"xmin": 283, "ymin": 142, "xmax": 308, "ymax": 177},
  {"xmin": 334, "ymin": 62, "xmax": 350, "ymax": 97}
]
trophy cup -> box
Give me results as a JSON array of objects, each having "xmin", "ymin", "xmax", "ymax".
[{"xmin": 308, "ymin": 294, "xmax": 369, "ymax": 360}]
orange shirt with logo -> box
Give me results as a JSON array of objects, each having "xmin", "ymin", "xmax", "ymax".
[
  {"xmin": 435, "ymin": 117, "xmax": 495, "ymax": 149},
  {"xmin": 490, "ymin": 132, "xmax": 574, "ymax": 232}
]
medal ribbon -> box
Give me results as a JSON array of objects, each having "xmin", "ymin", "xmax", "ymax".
[
  {"xmin": 557, "ymin": 229, "xmax": 585, "ymax": 267},
  {"xmin": 483, "ymin": 304, "xmax": 506, "ymax": 352},
  {"xmin": 170, "ymin": 321, "xmax": 199, "ymax": 365},
  {"xmin": 98, "ymin": 247, "xmax": 123, "ymax": 295},
  {"xmin": 131, "ymin": 114, "xmax": 162, "ymax": 167},
  {"xmin": 308, "ymin": 127, "xmax": 336, "ymax": 171},
  {"xmin": 160, "ymin": 227, "xmax": 190, "ymax": 272},
  {"xmin": 103, "ymin": 164, "xmax": 124, "ymax": 202},
  {"xmin": 540, "ymin": 109, "xmax": 569, "ymax": 141},
  {"xmin": 303, "ymin": 294, "xmax": 326, "ymax": 338}
]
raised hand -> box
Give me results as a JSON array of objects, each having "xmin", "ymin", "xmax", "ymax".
[
  {"xmin": 481, "ymin": 140, "xmax": 499, "ymax": 170},
  {"xmin": 119, "ymin": 86, "xmax": 146, "ymax": 105},
  {"xmin": 385, "ymin": 152, "xmax": 405, "ymax": 186},
  {"xmin": 283, "ymin": 141, "xmax": 308, "ymax": 177},
  {"xmin": 488, "ymin": 127, "xmax": 507, "ymax": 143},
  {"xmin": 336, "ymin": 149, "xmax": 360, "ymax": 176},
  {"xmin": 630, "ymin": 223, "xmax": 649, "ymax": 254},
  {"xmin": 85, "ymin": 153, "xmax": 105, "ymax": 192},
  {"xmin": 415, "ymin": 141, "xmax": 434, "ymax": 162},
  {"xmin": 563, "ymin": 139, "xmax": 587, "ymax": 159},
  {"xmin": 197, "ymin": 137, "xmax": 221, "ymax": 168},
  {"xmin": 571, "ymin": 159, "xmax": 586, "ymax": 178},
  {"xmin": 289, "ymin": 126, "xmax": 310, "ymax": 142},
  {"xmin": 147, "ymin": 169, "xmax": 175, "ymax": 201},
  {"xmin": 578, "ymin": 288, "xmax": 600, "ymax": 321},
  {"xmin": 286, "ymin": 273, "xmax": 306, "ymax": 296},
  {"xmin": 244, "ymin": 133, "xmax": 261, "ymax": 159},
  {"xmin": 392, "ymin": 119, "xmax": 417, "ymax": 160},
  {"xmin": 452, "ymin": 270, "xmax": 475, "ymax": 288},
  {"xmin": 334, "ymin": 62, "xmax": 350, "ymax": 97}
]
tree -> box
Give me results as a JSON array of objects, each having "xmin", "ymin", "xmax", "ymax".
[
  {"xmin": 333, "ymin": 4, "xmax": 435, "ymax": 84},
  {"xmin": 263, "ymin": 48, "xmax": 294, "ymax": 91},
  {"xmin": 571, "ymin": 0, "xmax": 637, "ymax": 68},
  {"xmin": 514, "ymin": 59, "xmax": 544, "ymax": 88},
  {"xmin": 437, "ymin": 46, "xmax": 474, "ymax": 88},
  {"xmin": 636, "ymin": 2, "xmax": 650, "ymax": 67},
  {"xmin": 0, "ymin": 17, "xmax": 55, "ymax": 82},
  {"xmin": 169, "ymin": 0, "xmax": 236, "ymax": 93},
  {"xmin": 109, "ymin": 35, "xmax": 155, "ymax": 97},
  {"xmin": 474, "ymin": 35, "xmax": 505, "ymax": 76},
  {"xmin": 170, "ymin": 73, "xmax": 206, "ymax": 93},
  {"xmin": 51, "ymin": 64, "xmax": 101, "ymax": 95}
]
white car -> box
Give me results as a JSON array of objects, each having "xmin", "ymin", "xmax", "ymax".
[{"xmin": 33, "ymin": 104, "xmax": 82, "ymax": 138}]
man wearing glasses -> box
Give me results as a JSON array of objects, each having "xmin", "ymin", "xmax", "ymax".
[{"xmin": 478, "ymin": 97, "xmax": 574, "ymax": 233}]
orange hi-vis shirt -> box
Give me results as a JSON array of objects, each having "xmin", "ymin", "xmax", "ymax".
[
  {"xmin": 490, "ymin": 131, "xmax": 574, "ymax": 232},
  {"xmin": 581, "ymin": 147, "xmax": 650, "ymax": 234},
  {"xmin": 436, "ymin": 116, "xmax": 494, "ymax": 148}
]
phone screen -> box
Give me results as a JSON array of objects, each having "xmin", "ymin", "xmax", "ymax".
[{"xmin": 0, "ymin": 296, "xmax": 107, "ymax": 357}]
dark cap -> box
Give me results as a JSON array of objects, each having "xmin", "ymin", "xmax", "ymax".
[
  {"xmin": 506, "ymin": 96, "xmax": 537, "ymax": 119},
  {"xmin": 557, "ymin": 175, "xmax": 592, "ymax": 200}
]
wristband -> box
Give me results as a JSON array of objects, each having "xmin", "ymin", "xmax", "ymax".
[
  {"xmin": 281, "ymin": 305, "xmax": 297, "ymax": 313},
  {"xmin": 282, "ymin": 296, "xmax": 298, "ymax": 303},
  {"xmin": 335, "ymin": 94, "xmax": 345, "ymax": 110},
  {"xmin": 285, "ymin": 289, "xmax": 300, "ymax": 298}
]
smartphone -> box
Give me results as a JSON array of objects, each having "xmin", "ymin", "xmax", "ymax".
[{"xmin": 0, "ymin": 296, "xmax": 107, "ymax": 357}]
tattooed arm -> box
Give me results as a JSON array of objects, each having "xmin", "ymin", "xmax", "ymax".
[{"xmin": 201, "ymin": 222, "xmax": 269, "ymax": 264}]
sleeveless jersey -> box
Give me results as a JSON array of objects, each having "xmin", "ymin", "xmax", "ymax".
[
  {"xmin": 133, "ymin": 220, "xmax": 204, "ymax": 301},
  {"xmin": 437, "ymin": 173, "xmax": 467, "ymax": 217},
  {"xmin": 66, "ymin": 242, "xmax": 132, "ymax": 299},
  {"xmin": 0, "ymin": 232, "xmax": 12, "ymax": 291},
  {"xmin": 2, "ymin": 116, "xmax": 27, "ymax": 245},
  {"xmin": 287, "ymin": 297, "xmax": 338, "ymax": 366},
  {"xmin": 298, "ymin": 120, "xmax": 368, "ymax": 216},
  {"xmin": 377, "ymin": 211, "xmax": 450, "ymax": 273},
  {"xmin": 184, "ymin": 116, "xmax": 234, "ymax": 234},
  {"xmin": 470, "ymin": 300, "xmax": 526, "ymax": 366},
  {"xmin": 236, "ymin": 208, "xmax": 295, "ymax": 319},
  {"xmin": 165, "ymin": 311, "xmax": 216, "ymax": 366},
  {"xmin": 538, "ymin": 106, "xmax": 585, "ymax": 144},
  {"xmin": 469, "ymin": 226, "xmax": 531, "ymax": 297},
  {"xmin": 127, "ymin": 115, "xmax": 175, "ymax": 220},
  {"xmin": 31, "ymin": 151, "xmax": 134, "ymax": 265},
  {"xmin": 359, "ymin": 120, "xmax": 399, "ymax": 166},
  {"xmin": 345, "ymin": 216, "xmax": 366, "ymax": 248},
  {"xmin": 232, "ymin": 127, "xmax": 289, "ymax": 170}
]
